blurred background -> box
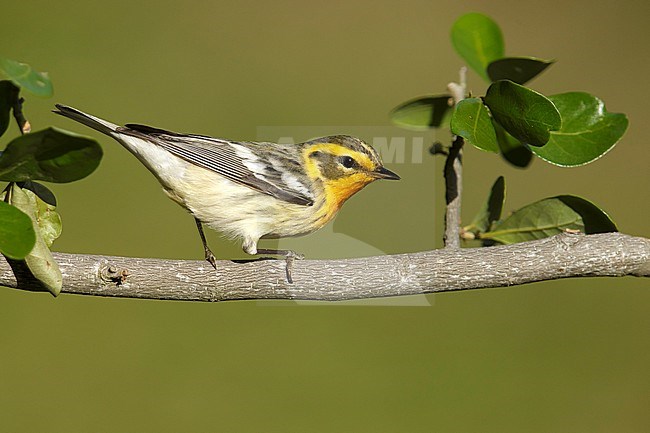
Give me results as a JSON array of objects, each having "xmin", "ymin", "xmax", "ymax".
[{"xmin": 1, "ymin": 0, "xmax": 649, "ymax": 431}]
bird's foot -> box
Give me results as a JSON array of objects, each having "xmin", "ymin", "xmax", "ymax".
[
  {"xmin": 205, "ymin": 247, "xmax": 218, "ymax": 270},
  {"xmin": 256, "ymin": 248, "xmax": 303, "ymax": 284}
]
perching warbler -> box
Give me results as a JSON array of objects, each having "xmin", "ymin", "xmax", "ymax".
[{"xmin": 54, "ymin": 104, "xmax": 400, "ymax": 280}]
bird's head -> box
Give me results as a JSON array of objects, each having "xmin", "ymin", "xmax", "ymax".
[{"xmin": 302, "ymin": 135, "xmax": 400, "ymax": 209}]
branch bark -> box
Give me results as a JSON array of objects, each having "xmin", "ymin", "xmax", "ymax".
[{"xmin": 2, "ymin": 232, "xmax": 648, "ymax": 302}]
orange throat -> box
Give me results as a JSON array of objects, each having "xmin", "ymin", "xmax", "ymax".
[{"xmin": 323, "ymin": 174, "xmax": 375, "ymax": 215}]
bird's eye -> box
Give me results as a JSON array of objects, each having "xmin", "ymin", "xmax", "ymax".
[
  {"xmin": 310, "ymin": 151, "xmax": 322, "ymax": 158},
  {"xmin": 339, "ymin": 156, "xmax": 356, "ymax": 168}
]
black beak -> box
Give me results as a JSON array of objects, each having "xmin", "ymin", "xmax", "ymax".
[{"xmin": 374, "ymin": 166, "xmax": 400, "ymax": 180}]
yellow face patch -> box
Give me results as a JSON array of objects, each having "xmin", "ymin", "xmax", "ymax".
[
  {"xmin": 302, "ymin": 142, "xmax": 377, "ymax": 181},
  {"xmin": 302, "ymin": 142, "xmax": 380, "ymax": 221}
]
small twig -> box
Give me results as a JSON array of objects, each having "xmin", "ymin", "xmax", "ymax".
[
  {"xmin": 13, "ymin": 96, "xmax": 31, "ymax": 134},
  {"xmin": 447, "ymin": 67, "xmax": 467, "ymax": 104},
  {"xmin": 444, "ymin": 67, "xmax": 467, "ymax": 248},
  {"xmin": 444, "ymin": 136, "xmax": 463, "ymax": 248}
]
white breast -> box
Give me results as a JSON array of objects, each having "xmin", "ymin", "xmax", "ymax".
[{"xmin": 114, "ymin": 134, "xmax": 323, "ymax": 254}]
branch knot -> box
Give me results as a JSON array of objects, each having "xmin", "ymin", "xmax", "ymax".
[
  {"xmin": 100, "ymin": 263, "xmax": 130, "ymax": 285},
  {"xmin": 555, "ymin": 230, "xmax": 584, "ymax": 250}
]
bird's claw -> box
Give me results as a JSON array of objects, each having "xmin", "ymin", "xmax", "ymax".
[{"xmin": 284, "ymin": 251, "xmax": 304, "ymax": 284}]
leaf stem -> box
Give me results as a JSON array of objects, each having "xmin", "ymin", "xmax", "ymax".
[{"xmin": 480, "ymin": 218, "xmax": 582, "ymax": 239}]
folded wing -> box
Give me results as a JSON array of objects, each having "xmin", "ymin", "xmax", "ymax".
[{"xmin": 119, "ymin": 124, "xmax": 314, "ymax": 206}]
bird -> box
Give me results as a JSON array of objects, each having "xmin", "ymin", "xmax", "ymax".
[{"xmin": 53, "ymin": 104, "xmax": 400, "ymax": 281}]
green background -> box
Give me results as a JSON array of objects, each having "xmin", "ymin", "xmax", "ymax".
[{"xmin": 1, "ymin": 0, "xmax": 649, "ymax": 431}]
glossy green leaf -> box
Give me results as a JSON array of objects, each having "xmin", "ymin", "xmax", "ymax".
[
  {"xmin": 0, "ymin": 56, "xmax": 53, "ymax": 97},
  {"xmin": 0, "ymin": 127, "xmax": 102, "ymax": 183},
  {"xmin": 493, "ymin": 120, "xmax": 533, "ymax": 168},
  {"xmin": 484, "ymin": 80, "xmax": 561, "ymax": 147},
  {"xmin": 0, "ymin": 200, "xmax": 36, "ymax": 259},
  {"xmin": 0, "ymin": 80, "xmax": 20, "ymax": 136},
  {"xmin": 482, "ymin": 195, "xmax": 617, "ymax": 244},
  {"xmin": 467, "ymin": 176, "xmax": 505, "ymax": 234},
  {"xmin": 450, "ymin": 98, "xmax": 498, "ymax": 152},
  {"xmin": 9, "ymin": 184, "xmax": 62, "ymax": 296},
  {"xmin": 16, "ymin": 184, "xmax": 62, "ymax": 247},
  {"xmin": 530, "ymin": 92, "xmax": 628, "ymax": 166},
  {"xmin": 451, "ymin": 13, "xmax": 504, "ymax": 81},
  {"xmin": 390, "ymin": 95, "xmax": 451, "ymax": 130},
  {"xmin": 487, "ymin": 57, "xmax": 555, "ymax": 85}
]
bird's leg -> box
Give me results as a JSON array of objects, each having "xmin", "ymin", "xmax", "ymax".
[
  {"xmin": 256, "ymin": 248, "xmax": 304, "ymax": 284},
  {"xmin": 195, "ymin": 218, "xmax": 217, "ymax": 269}
]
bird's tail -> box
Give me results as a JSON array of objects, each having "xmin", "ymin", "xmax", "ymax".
[{"xmin": 53, "ymin": 104, "xmax": 120, "ymax": 136}]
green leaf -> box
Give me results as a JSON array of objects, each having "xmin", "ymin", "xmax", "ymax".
[
  {"xmin": 450, "ymin": 98, "xmax": 498, "ymax": 152},
  {"xmin": 493, "ymin": 121, "xmax": 533, "ymax": 168},
  {"xmin": 390, "ymin": 95, "xmax": 451, "ymax": 130},
  {"xmin": 0, "ymin": 56, "xmax": 53, "ymax": 97},
  {"xmin": 487, "ymin": 57, "xmax": 555, "ymax": 85},
  {"xmin": 530, "ymin": 92, "xmax": 628, "ymax": 166},
  {"xmin": 482, "ymin": 195, "xmax": 617, "ymax": 244},
  {"xmin": 484, "ymin": 80, "xmax": 561, "ymax": 147},
  {"xmin": 0, "ymin": 200, "xmax": 36, "ymax": 259},
  {"xmin": 451, "ymin": 13, "xmax": 504, "ymax": 81},
  {"xmin": 467, "ymin": 176, "xmax": 505, "ymax": 234},
  {"xmin": 9, "ymin": 184, "xmax": 62, "ymax": 296},
  {"xmin": 0, "ymin": 127, "xmax": 102, "ymax": 183},
  {"xmin": 0, "ymin": 80, "xmax": 20, "ymax": 136},
  {"xmin": 16, "ymin": 183, "xmax": 61, "ymax": 247}
]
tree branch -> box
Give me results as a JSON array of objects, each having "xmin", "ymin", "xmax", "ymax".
[{"xmin": 1, "ymin": 232, "xmax": 648, "ymax": 302}]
